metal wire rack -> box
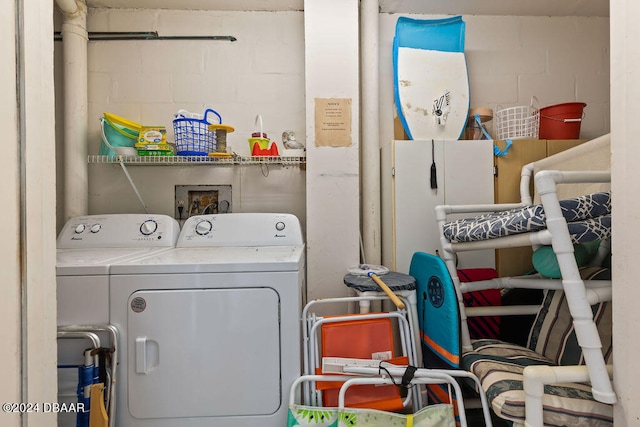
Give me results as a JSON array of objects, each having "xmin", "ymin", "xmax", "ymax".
[{"xmin": 88, "ymin": 155, "xmax": 306, "ymax": 166}]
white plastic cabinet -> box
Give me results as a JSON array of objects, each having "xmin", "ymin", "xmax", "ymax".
[{"xmin": 381, "ymin": 140, "xmax": 495, "ymax": 274}]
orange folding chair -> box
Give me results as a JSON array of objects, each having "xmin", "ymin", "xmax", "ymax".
[{"xmin": 302, "ymin": 296, "xmax": 419, "ymax": 412}]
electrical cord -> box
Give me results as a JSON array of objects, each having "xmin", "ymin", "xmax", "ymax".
[{"xmin": 177, "ymin": 200, "xmax": 184, "ymax": 221}]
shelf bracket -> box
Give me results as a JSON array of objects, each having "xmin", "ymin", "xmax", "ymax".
[{"xmin": 118, "ymin": 158, "xmax": 149, "ymax": 213}]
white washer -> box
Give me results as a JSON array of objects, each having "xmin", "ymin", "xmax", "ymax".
[
  {"xmin": 109, "ymin": 213, "xmax": 305, "ymax": 427},
  {"xmin": 57, "ymin": 214, "xmax": 181, "ymax": 332},
  {"xmin": 56, "ymin": 214, "xmax": 181, "ymax": 426}
]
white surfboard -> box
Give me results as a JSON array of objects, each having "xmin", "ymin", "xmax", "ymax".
[{"xmin": 393, "ymin": 16, "xmax": 469, "ymax": 141}]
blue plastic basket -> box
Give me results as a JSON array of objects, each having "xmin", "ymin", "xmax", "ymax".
[{"xmin": 173, "ymin": 109, "xmax": 222, "ymax": 156}]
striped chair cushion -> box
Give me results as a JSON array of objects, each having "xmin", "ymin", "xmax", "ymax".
[
  {"xmin": 462, "ymin": 340, "xmax": 613, "ymax": 426},
  {"xmin": 442, "ymin": 192, "xmax": 611, "ymax": 243},
  {"xmin": 528, "ymin": 267, "xmax": 612, "ymax": 365},
  {"xmin": 461, "ymin": 268, "xmax": 613, "ymax": 426}
]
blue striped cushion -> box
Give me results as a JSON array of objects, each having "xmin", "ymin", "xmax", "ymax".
[{"xmin": 443, "ymin": 192, "xmax": 611, "ymax": 243}]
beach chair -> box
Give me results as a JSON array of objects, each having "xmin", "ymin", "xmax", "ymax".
[
  {"xmin": 302, "ymin": 295, "xmax": 420, "ymax": 412},
  {"xmin": 289, "ymin": 360, "xmax": 493, "ymax": 427},
  {"xmin": 57, "ymin": 324, "xmax": 119, "ymax": 427}
]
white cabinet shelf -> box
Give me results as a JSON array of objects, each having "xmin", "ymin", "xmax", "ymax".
[{"xmin": 88, "ymin": 155, "xmax": 306, "ymax": 167}]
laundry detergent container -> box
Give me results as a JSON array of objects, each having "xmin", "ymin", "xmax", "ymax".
[{"xmin": 539, "ymin": 102, "xmax": 586, "ymax": 139}]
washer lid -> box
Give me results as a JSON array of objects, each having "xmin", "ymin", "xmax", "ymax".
[
  {"xmin": 56, "ymin": 247, "xmax": 174, "ymax": 276},
  {"xmin": 109, "ymin": 245, "xmax": 305, "ymax": 275}
]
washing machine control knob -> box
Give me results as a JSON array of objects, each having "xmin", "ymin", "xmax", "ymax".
[
  {"xmin": 74, "ymin": 224, "xmax": 86, "ymax": 234},
  {"xmin": 275, "ymin": 221, "xmax": 286, "ymax": 231},
  {"xmin": 195, "ymin": 220, "xmax": 213, "ymax": 235},
  {"xmin": 140, "ymin": 220, "xmax": 158, "ymax": 235},
  {"xmin": 90, "ymin": 224, "xmax": 102, "ymax": 233}
]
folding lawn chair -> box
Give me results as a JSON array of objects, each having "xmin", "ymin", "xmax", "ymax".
[
  {"xmin": 57, "ymin": 324, "xmax": 119, "ymax": 427},
  {"xmin": 302, "ymin": 295, "xmax": 420, "ymax": 412},
  {"xmin": 289, "ymin": 373, "xmax": 458, "ymax": 427},
  {"xmin": 289, "ymin": 361, "xmax": 493, "ymax": 427}
]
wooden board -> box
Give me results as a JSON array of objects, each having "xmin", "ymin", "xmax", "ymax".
[
  {"xmin": 494, "ymin": 139, "xmax": 587, "ymax": 277},
  {"xmin": 546, "ymin": 139, "xmax": 587, "ymax": 156},
  {"xmin": 494, "ymin": 139, "xmax": 547, "ymax": 204}
]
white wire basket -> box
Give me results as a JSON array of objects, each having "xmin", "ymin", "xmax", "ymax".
[{"xmin": 494, "ymin": 101, "xmax": 540, "ymax": 140}]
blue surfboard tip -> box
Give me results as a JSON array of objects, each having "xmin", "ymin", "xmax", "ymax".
[{"xmin": 394, "ymin": 15, "xmax": 466, "ymax": 53}]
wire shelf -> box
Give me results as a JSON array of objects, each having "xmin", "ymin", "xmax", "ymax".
[{"xmin": 88, "ymin": 155, "xmax": 306, "ymax": 166}]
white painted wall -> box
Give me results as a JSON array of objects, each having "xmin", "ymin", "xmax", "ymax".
[
  {"xmin": 2, "ymin": 0, "xmax": 58, "ymax": 426},
  {"xmin": 0, "ymin": 1, "xmax": 22, "ymax": 424},
  {"xmin": 22, "ymin": 0, "xmax": 59, "ymax": 417},
  {"xmin": 611, "ymin": 0, "xmax": 640, "ymax": 423},
  {"xmin": 304, "ymin": 0, "xmax": 361, "ymax": 306}
]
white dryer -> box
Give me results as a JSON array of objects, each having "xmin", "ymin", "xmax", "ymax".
[
  {"xmin": 56, "ymin": 214, "xmax": 181, "ymax": 426},
  {"xmin": 109, "ymin": 213, "xmax": 306, "ymax": 427}
]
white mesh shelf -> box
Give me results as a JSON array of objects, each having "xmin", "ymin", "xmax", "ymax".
[{"xmin": 88, "ymin": 155, "xmax": 306, "ymax": 166}]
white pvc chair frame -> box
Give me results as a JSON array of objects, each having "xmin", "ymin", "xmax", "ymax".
[
  {"xmin": 435, "ymin": 166, "xmax": 611, "ymax": 345},
  {"xmin": 435, "ymin": 169, "xmax": 615, "ymax": 426},
  {"xmin": 522, "ymin": 364, "xmax": 614, "ymax": 427},
  {"xmin": 302, "ymin": 296, "xmax": 420, "ymax": 410}
]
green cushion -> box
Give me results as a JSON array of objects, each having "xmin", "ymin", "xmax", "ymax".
[{"xmin": 532, "ymin": 241, "xmax": 600, "ymax": 278}]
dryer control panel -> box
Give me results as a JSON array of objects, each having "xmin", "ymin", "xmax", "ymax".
[
  {"xmin": 57, "ymin": 214, "xmax": 181, "ymax": 249},
  {"xmin": 178, "ymin": 213, "xmax": 303, "ymax": 247}
]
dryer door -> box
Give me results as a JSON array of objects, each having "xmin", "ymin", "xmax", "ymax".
[{"xmin": 127, "ymin": 287, "xmax": 281, "ymax": 419}]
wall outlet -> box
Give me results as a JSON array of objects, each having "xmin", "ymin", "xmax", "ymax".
[{"xmin": 175, "ymin": 185, "xmax": 232, "ymax": 220}]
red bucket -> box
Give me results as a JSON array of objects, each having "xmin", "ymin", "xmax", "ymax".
[{"xmin": 539, "ymin": 102, "xmax": 586, "ymax": 139}]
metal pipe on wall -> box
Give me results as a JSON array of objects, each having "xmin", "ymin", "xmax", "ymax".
[
  {"xmin": 360, "ymin": 0, "xmax": 381, "ymax": 265},
  {"xmin": 56, "ymin": 0, "xmax": 88, "ymax": 221}
]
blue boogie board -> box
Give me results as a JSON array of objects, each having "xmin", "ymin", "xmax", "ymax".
[
  {"xmin": 409, "ymin": 251, "xmax": 461, "ymax": 369},
  {"xmin": 409, "ymin": 252, "xmax": 463, "ymax": 422},
  {"xmin": 393, "ymin": 16, "xmax": 469, "ymax": 140}
]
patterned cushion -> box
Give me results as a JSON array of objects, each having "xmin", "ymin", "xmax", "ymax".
[
  {"xmin": 442, "ymin": 192, "xmax": 611, "ymax": 243},
  {"xmin": 462, "ymin": 340, "xmax": 613, "ymax": 426}
]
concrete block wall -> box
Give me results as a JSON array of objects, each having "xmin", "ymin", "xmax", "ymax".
[
  {"xmin": 379, "ymin": 14, "xmax": 610, "ymax": 145},
  {"xmin": 84, "ymin": 8, "xmax": 305, "ymax": 155},
  {"xmin": 55, "ymin": 8, "xmax": 307, "ymax": 233}
]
